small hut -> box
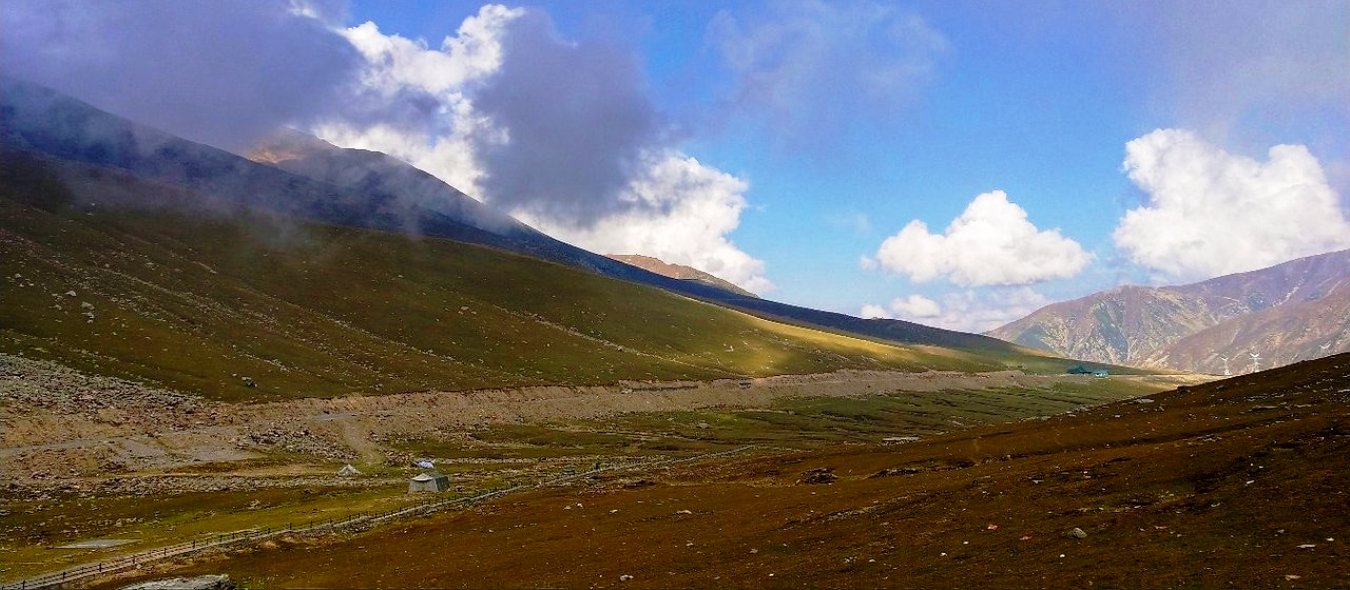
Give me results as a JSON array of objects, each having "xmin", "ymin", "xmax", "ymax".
[{"xmin": 408, "ymin": 471, "xmax": 450, "ymax": 493}]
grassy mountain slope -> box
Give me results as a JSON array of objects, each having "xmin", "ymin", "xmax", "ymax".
[
  {"xmin": 1, "ymin": 155, "xmax": 1014, "ymax": 401},
  {"xmin": 989, "ymin": 249, "xmax": 1350, "ymax": 372},
  {"xmin": 1, "ymin": 78, "xmax": 1030, "ymax": 360}
]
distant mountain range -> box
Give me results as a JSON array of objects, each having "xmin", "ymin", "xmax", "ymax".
[{"xmin": 988, "ymin": 250, "xmax": 1350, "ymax": 374}]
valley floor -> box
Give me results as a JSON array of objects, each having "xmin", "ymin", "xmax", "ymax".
[
  {"xmin": 0, "ymin": 354, "xmax": 1191, "ymax": 582},
  {"xmin": 82, "ymin": 354, "xmax": 1350, "ymax": 589},
  {"xmin": 2, "ymin": 353, "xmax": 1193, "ymax": 482}
]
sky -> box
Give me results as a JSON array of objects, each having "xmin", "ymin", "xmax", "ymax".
[{"xmin": 3, "ymin": 0, "xmax": 1348, "ymax": 333}]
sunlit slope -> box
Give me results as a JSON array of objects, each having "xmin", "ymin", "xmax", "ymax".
[
  {"xmin": 0, "ymin": 161, "xmax": 1012, "ymax": 401},
  {"xmin": 2, "ymin": 78, "xmax": 1042, "ymax": 361}
]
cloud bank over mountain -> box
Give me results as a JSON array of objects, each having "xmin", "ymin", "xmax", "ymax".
[
  {"xmin": 1114, "ymin": 129, "xmax": 1350, "ymax": 282},
  {"xmin": 316, "ymin": 5, "xmax": 773, "ymax": 293},
  {"xmin": 0, "ymin": 0, "xmax": 361, "ymax": 150},
  {"xmin": 861, "ymin": 288, "xmax": 1050, "ymax": 334},
  {"xmin": 0, "ymin": 1, "xmax": 773, "ymax": 294}
]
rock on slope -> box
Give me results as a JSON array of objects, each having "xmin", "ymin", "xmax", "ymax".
[{"xmin": 988, "ymin": 249, "xmax": 1350, "ymax": 373}]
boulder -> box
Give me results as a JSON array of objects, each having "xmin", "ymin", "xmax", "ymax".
[{"xmin": 798, "ymin": 467, "xmax": 838, "ymax": 485}]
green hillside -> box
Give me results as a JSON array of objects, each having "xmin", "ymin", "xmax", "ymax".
[{"xmin": 0, "ymin": 157, "xmax": 1009, "ymax": 401}]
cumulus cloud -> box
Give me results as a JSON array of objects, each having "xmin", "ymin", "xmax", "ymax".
[
  {"xmin": 517, "ymin": 153, "xmax": 773, "ymax": 294},
  {"xmin": 861, "ymin": 288, "xmax": 1050, "ymax": 333},
  {"xmin": 312, "ymin": 5, "xmax": 772, "ymax": 293},
  {"xmin": 859, "ymin": 294, "xmax": 940, "ymax": 321},
  {"xmin": 0, "ymin": 0, "xmax": 361, "ymax": 150},
  {"xmin": 867, "ymin": 191, "xmax": 1092, "ymax": 286},
  {"xmin": 1113, "ymin": 129, "xmax": 1350, "ymax": 281},
  {"xmin": 313, "ymin": 7, "xmax": 524, "ymax": 196},
  {"xmin": 708, "ymin": 0, "xmax": 948, "ymax": 146}
]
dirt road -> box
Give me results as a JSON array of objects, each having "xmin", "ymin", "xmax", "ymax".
[{"xmin": 0, "ymin": 354, "xmax": 1202, "ymax": 480}]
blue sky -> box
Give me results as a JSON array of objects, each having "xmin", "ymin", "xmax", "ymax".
[
  {"xmin": 337, "ymin": 0, "xmax": 1348, "ymax": 329},
  {"xmin": 5, "ymin": 0, "xmax": 1347, "ymax": 332}
]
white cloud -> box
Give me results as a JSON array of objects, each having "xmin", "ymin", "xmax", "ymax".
[
  {"xmin": 860, "ymin": 288, "xmax": 1050, "ymax": 333},
  {"xmin": 312, "ymin": 8, "xmax": 521, "ymax": 196},
  {"xmin": 516, "ymin": 152, "xmax": 773, "ymax": 294},
  {"xmin": 859, "ymin": 304, "xmax": 892, "ymax": 320},
  {"xmin": 867, "ymin": 191, "xmax": 1092, "ymax": 286},
  {"xmin": 890, "ymin": 294, "xmax": 942, "ymax": 318},
  {"xmin": 858, "ymin": 294, "xmax": 940, "ymax": 320},
  {"xmin": 342, "ymin": 12, "xmax": 512, "ymax": 94},
  {"xmin": 1113, "ymin": 129, "xmax": 1350, "ymax": 281},
  {"xmin": 939, "ymin": 288, "xmax": 1052, "ymax": 334},
  {"xmin": 307, "ymin": 5, "xmax": 772, "ymax": 294}
]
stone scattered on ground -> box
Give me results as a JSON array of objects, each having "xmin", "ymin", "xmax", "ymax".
[
  {"xmin": 120, "ymin": 574, "xmax": 234, "ymax": 590},
  {"xmin": 869, "ymin": 467, "xmax": 922, "ymax": 478}
]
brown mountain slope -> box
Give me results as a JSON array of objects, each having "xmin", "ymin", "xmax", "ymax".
[
  {"xmin": 1147, "ymin": 280, "xmax": 1350, "ymax": 373},
  {"xmin": 607, "ymin": 254, "xmax": 758, "ymax": 298},
  {"xmin": 988, "ymin": 249, "xmax": 1350, "ymax": 373}
]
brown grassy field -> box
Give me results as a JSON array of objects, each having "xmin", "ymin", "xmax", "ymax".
[
  {"xmin": 95, "ymin": 354, "xmax": 1350, "ymax": 588},
  {"xmin": 2, "ymin": 362, "xmax": 1174, "ymax": 580}
]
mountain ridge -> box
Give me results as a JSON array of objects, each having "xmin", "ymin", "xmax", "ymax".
[
  {"xmin": 604, "ymin": 254, "xmax": 759, "ymax": 298},
  {"xmin": 988, "ymin": 249, "xmax": 1350, "ymax": 373}
]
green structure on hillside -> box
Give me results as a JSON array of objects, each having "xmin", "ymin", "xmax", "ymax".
[
  {"xmin": 408, "ymin": 471, "xmax": 450, "ymax": 493},
  {"xmin": 1067, "ymin": 364, "xmax": 1109, "ymax": 377}
]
